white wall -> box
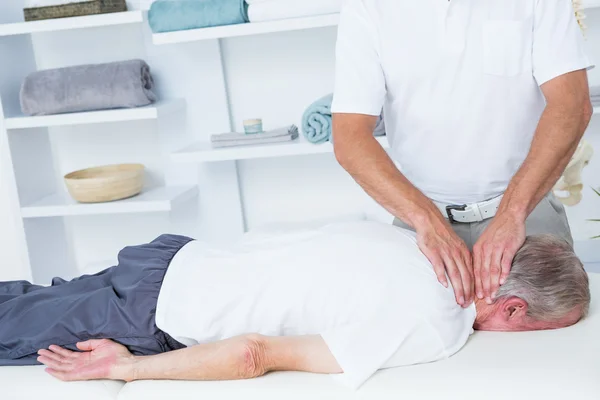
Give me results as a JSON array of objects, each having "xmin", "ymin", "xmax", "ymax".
[
  {"xmin": 0, "ymin": 72, "xmax": 28, "ymax": 282},
  {"xmin": 221, "ymin": 27, "xmax": 376, "ymax": 228},
  {"xmin": 0, "ymin": 2, "xmax": 36, "ymax": 280},
  {"xmin": 0, "ymin": 135, "xmax": 30, "ymax": 281},
  {"xmin": 565, "ymin": 8, "xmax": 600, "ymax": 268}
]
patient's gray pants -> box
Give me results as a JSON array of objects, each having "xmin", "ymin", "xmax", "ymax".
[
  {"xmin": 0, "ymin": 234, "xmax": 192, "ymax": 366},
  {"xmin": 394, "ymin": 193, "xmax": 573, "ymax": 250}
]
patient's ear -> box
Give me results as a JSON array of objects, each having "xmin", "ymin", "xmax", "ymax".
[{"xmin": 502, "ymin": 297, "xmax": 528, "ymax": 321}]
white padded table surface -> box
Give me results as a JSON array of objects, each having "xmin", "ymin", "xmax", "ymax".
[
  {"xmin": 119, "ymin": 273, "xmax": 600, "ymax": 400},
  {"xmin": 0, "ymin": 366, "xmax": 124, "ymax": 400}
]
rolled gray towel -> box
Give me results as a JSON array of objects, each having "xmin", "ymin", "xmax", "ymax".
[{"xmin": 20, "ymin": 59, "xmax": 157, "ymax": 116}]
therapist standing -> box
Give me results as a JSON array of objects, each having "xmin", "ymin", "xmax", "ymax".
[{"xmin": 331, "ymin": 0, "xmax": 594, "ymax": 308}]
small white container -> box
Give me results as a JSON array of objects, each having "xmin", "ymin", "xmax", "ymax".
[{"xmin": 243, "ymin": 118, "xmax": 263, "ymax": 134}]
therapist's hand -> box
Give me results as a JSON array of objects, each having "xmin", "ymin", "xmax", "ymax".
[
  {"xmin": 473, "ymin": 212, "xmax": 526, "ymax": 304},
  {"xmin": 415, "ymin": 214, "xmax": 474, "ymax": 308}
]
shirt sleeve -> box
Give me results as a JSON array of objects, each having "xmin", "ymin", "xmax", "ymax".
[
  {"xmin": 532, "ymin": 0, "xmax": 594, "ymax": 86},
  {"xmin": 320, "ymin": 303, "xmax": 415, "ymax": 389},
  {"xmin": 331, "ymin": 0, "xmax": 386, "ymax": 116}
]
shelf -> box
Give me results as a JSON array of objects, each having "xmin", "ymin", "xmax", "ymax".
[
  {"xmin": 21, "ymin": 186, "xmax": 198, "ymax": 218},
  {"xmin": 172, "ymin": 135, "xmax": 389, "ymax": 163},
  {"xmin": 152, "ymin": 13, "xmax": 340, "ymax": 45},
  {"xmin": 4, "ymin": 99, "xmax": 185, "ymax": 130},
  {"xmin": 0, "ymin": 11, "xmax": 143, "ymax": 37}
]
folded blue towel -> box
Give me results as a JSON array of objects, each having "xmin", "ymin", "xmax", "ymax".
[
  {"xmin": 149, "ymin": 0, "xmax": 249, "ymax": 34},
  {"xmin": 302, "ymin": 94, "xmax": 334, "ymax": 144}
]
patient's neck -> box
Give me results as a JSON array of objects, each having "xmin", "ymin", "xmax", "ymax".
[{"xmin": 473, "ymin": 298, "xmax": 496, "ymax": 329}]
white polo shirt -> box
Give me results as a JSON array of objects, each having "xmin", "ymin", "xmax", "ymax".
[{"xmin": 331, "ymin": 0, "xmax": 592, "ymax": 204}]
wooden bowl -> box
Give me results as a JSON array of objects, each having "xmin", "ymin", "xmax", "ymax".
[{"xmin": 64, "ymin": 164, "xmax": 145, "ymax": 203}]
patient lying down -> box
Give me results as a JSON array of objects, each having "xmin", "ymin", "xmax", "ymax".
[{"xmin": 0, "ymin": 222, "xmax": 590, "ymax": 389}]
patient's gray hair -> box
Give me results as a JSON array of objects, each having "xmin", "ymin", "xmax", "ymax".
[{"xmin": 496, "ymin": 235, "xmax": 590, "ymax": 321}]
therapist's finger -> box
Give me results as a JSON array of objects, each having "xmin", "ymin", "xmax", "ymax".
[
  {"xmin": 472, "ymin": 244, "xmax": 484, "ymax": 300},
  {"xmin": 451, "ymin": 247, "xmax": 472, "ymax": 307},
  {"xmin": 420, "ymin": 246, "xmax": 449, "ymax": 288},
  {"xmin": 481, "ymin": 244, "xmax": 493, "ymax": 303},
  {"xmin": 499, "ymin": 246, "xmax": 516, "ymax": 286},
  {"xmin": 460, "ymin": 248, "xmax": 474, "ymax": 305},
  {"xmin": 489, "ymin": 247, "xmax": 503, "ymax": 300},
  {"xmin": 443, "ymin": 253, "xmax": 465, "ymax": 306},
  {"xmin": 433, "ymin": 256, "xmax": 449, "ymax": 288}
]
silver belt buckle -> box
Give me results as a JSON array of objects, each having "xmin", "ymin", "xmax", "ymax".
[{"xmin": 445, "ymin": 204, "xmax": 467, "ymax": 224}]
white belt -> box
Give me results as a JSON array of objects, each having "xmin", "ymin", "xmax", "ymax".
[{"xmin": 434, "ymin": 195, "xmax": 503, "ymax": 224}]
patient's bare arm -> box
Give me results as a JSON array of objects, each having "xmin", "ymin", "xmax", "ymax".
[{"xmin": 37, "ymin": 335, "xmax": 341, "ymax": 382}]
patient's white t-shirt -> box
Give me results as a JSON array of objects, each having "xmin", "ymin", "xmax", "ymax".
[{"xmin": 156, "ymin": 221, "xmax": 476, "ymax": 389}]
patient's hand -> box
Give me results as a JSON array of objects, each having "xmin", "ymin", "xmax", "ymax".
[{"xmin": 37, "ymin": 339, "xmax": 135, "ymax": 382}]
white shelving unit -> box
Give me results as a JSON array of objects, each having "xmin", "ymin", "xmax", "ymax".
[
  {"xmin": 0, "ymin": 6, "xmax": 199, "ymax": 282},
  {"xmin": 172, "ymin": 135, "xmax": 388, "ymax": 163},
  {"xmin": 21, "ymin": 186, "xmax": 198, "ymax": 218},
  {"xmin": 152, "ymin": 13, "xmax": 339, "ymax": 45},
  {"xmin": 0, "ymin": 11, "xmax": 142, "ymax": 37},
  {"xmin": 4, "ymin": 99, "xmax": 185, "ymax": 130}
]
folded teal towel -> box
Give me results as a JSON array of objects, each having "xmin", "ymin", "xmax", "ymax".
[
  {"xmin": 149, "ymin": 0, "xmax": 249, "ymax": 34},
  {"xmin": 302, "ymin": 94, "xmax": 334, "ymax": 144}
]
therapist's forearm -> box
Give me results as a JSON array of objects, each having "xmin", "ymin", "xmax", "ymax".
[
  {"xmin": 332, "ymin": 118, "xmax": 440, "ymax": 229},
  {"xmin": 498, "ymin": 83, "xmax": 593, "ymax": 221}
]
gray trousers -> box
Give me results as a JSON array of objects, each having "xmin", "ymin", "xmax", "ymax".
[
  {"xmin": 394, "ymin": 193, "xmax": 574, "ymax": 250},
  {"xmin": 0, "ymin": 234, "xmax": 192, "ymax": 366}
]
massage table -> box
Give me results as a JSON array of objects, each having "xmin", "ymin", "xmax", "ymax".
[{"xmin": 3, "ymin": 272, "xmax": 599, "ymax": 400}]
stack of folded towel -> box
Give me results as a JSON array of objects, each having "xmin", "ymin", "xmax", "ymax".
[
  {"xmin": 149, "ymin": 0, "xmax": 249, "ymax": 33},
  {"xmin": 147, "ymin": 0, "xmax": 342, "ymax": 33},
  {"xmin": 23, "ymin": 0, "xmax": 126, "ymax": 22},
  {"xmin": 302, "ymin": 94, "xmax": 385, "ymax": 144},
  {"xmin": 246, "ymin": 0, "xmax": 343, "ymax": 23},
  {"xmin": 20, "ymin": 59, "xmax": 157, "ymax": 116},
  {"xmin": 591, "ymin": 86, "xmax": 600, "ymax": 106},
  {"xmin": 211, "ymin": 125, "xmax": 299, "ymax": 148}
]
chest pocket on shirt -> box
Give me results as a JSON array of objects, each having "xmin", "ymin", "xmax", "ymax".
[{"xmin": 482, "ymin": 20, "xmax": 532, "ymax": 77}]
